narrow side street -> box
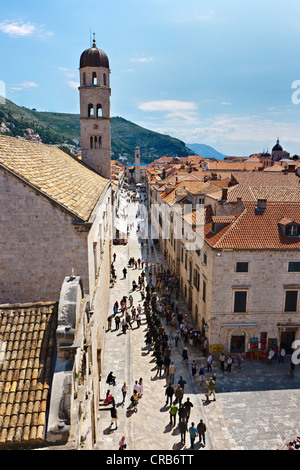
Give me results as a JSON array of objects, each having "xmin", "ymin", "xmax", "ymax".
[{"xmin": 95, "ymin": 191, "xmax": 300, "ymax": 451}]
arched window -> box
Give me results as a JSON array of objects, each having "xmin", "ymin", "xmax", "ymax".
[
  {"xmin": 103, "ymin": 73, "xmax": 107, "ymax": 86},
  {"xmin": 92, "ymin": 72, "xmax": 97, "ymax": 86},
  {"xmin": 99, "ymin": 136, "xmax": 102, "ymax": 148},
  {"xmin": 94, "ymin": 136, "xmax": 98, "ymax": 149},
  {"xmin": 90, "ymin": 136, "xmax": 94, "ymax": 149},
  {"xmin": 97, "ymin": 104, "xmax": 102, "ymax": 118},
  {"xmin": 83, "ymin": 72, "xmax": 86, "ymax": 86},
  {"xmin": 88, "ymin": 104, "xmax": 94, "ymax": 118}
]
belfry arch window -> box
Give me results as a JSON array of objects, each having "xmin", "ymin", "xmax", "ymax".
[
  {"xmin": 92, "ymin": 72, "xmax": 97, "ymax": 86},
  {"xmin": 88, "ymin": 104, "xmax": 94, "ymax": 118},
  {"xmin": 82, "ymin": 72, "xmax": 86, "ymax": 86},
  {"xmin": 97, "ymin": 104, "xmax": 102, "ymax": 118},
  {"xmin": 103, "ymin": 73, "xmax": 107, "ymax": 86}
]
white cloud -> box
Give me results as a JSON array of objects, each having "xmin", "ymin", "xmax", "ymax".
[
  {"xmin": 9, "ymin": 81, "xmax": 38, "ymax": 92},
  {"xmin": 0, "ymin": 20, "xmax": 52, "ymax": 38},
  {"xmin": 138, "ymin": 100, "xmax": 197, "ymax": 113},
  {"xmin": 130, "ymin": 56, "xmax": 154, "ymax": 63},
  {"xmin": 67, "ymin": 80, "xmax": 80, "ymax": 89},
  {"xmin": 197, "ymin": 10, "xmax": 215, "ymax": 21},
  {"xmin": 0, "ymin": 21, "xmax": 36, "ymax": 37}
]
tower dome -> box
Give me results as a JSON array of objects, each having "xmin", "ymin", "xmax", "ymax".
[
  {"xmin": 272, "ymin": 138, "xmax": 283, "ymax": 152},
  {"xmin": 80, "ymin": 38, "xmax": 109, "ymax": 69}
]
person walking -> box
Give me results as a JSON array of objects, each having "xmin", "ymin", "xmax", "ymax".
[
  {"xmin": 115, "ymin": 315, "xmax": 120, "ymax": 330},
  {"xmin": 219, "ymin": 352, "xmax": 225, "ymax": 372},
  {"xmin": 191, "ymin": 360, "xmax": 197, "ymax": 377},
  {"xmin": 175, "ymin": 384, "xmax": 184, "ymax": 406},
  {"xmin": 178, "ymin": 418, "xmax": 188, "ymax": 445},
  {"xmin": 226, "ymin": 355, "xmax": 233, "ymax": 372},
  {"xmin": 197, "ymin": 419, "xmax": 207, "ymax": 446},
  {"xmin": 178, "ymin": 404, "xmax": 187, "ymax": 423},
  {"xmin": 178, "ymin": 376, "xmax": 186, "ymax": 395},
  {"xmin": 182, "ymin": 347, "xmax": 188, "ymax": 363},
  {"xmin": 121, "ymin": 382, "xmax": 128, "ymax": 406},
  {"xmin": 189, "ymin": 422, "xmax": 198, "ymax": 449},
  {"xmin": 207, "ymin": 353, "xmax": 213, "ymax": 372},
  {"xmin": 119, "ymin": 435, "xmax": 127, "ymax": 450},
  {"xmin": 165, "ymin": 383, "xmax": 174, "ymax": 407},
  {"xmin": 123, "ymin": 267, "xmax": 127, "ymax": 279},
  {"xmin": 206, "ymin": 376, "xmax": 216, "ymax": 401},
  {"xmin": 110, "ymin": 404, "xmax": 118, "ymax": 429},
  {"xmin": 183, "ymin": 397, "xmax": 194, "ymax": 422},
  {"xmin": 169, "ymin": 401, "xmax": 178, "ymax": 427},
  {"xmin": 169, "ymin": 362, "xmax": 176, "ymax": 384},
  {"xmin": 278, "ymin": 347, "xmax": 286, "ymax": 365},
  {"xmin": 156, "ymin": 356, "xmax": 163, "ymax": 378},
  {"xmin": 237, "ymin": 352, "xmax": 243, "ymax": 369}
]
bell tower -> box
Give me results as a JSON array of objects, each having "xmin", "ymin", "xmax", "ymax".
[
  {"xmin": 79, "ymin": 36, "xmax": 111, "ymax": 179},
  {"xmin": 134, "ymin": 146, "xmax": 141, "ymax": 183}
]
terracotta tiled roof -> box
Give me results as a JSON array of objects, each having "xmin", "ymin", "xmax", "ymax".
[
  {"xmin": 0, "ymin": 136, "xmax": 110, "ymax": 222},
  {"xmin": 206, "ymin": 184, "xmax": 300, "ymax": 203},
  {"xmin": 0, "ymin": 302, "xmax": 57, "ymax": 447},
  {"xmin": 231, "ymin": 171, "xmax": 300, "ymax": 187},
  {"xmin": 202, "ymin": 202, "xmax": 300, "ymax": 250}
]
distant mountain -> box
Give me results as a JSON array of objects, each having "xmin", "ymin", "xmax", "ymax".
[
  {"xmin": 0, "ymin": 98, "xmax": 193, "ymax": 163},
  {"xmin": 186, "ymin": 143, "xmax": 227, "ymax": 160}
]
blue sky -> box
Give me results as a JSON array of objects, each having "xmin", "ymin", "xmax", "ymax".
[{"xmin": 1, "ymin": 0, "xmax": 300, "ymax": 156}]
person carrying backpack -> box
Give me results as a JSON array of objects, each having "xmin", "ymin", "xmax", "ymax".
[{"xmin": 206, "ymin": 377, "xmax": 216, "ymax": 401}]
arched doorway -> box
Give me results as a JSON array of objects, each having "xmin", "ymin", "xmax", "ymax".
[{"xmin": 230, "ymin": 330, "xmax": 246, "ymax": 353}]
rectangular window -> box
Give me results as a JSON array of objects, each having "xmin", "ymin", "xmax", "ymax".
[
  {"xmin": 234, "ymin": 291, "xmax": 247, "ymax": 313},
  {"xmin": 203, "ymin": 253, "xmax": 207, "ymax": 266},
  {"xmin": 185, "ymin": 252, "xmax": 187, "ymax": 270},
  {"xmin": 236, "ymin": 262, "xmax": 249, "ymax": 273},
  {"xmin": 288, "ymin": 262, "xmax": 300, "ymax": 272},
  {"xmin": 284, "ymin": 290, "xmax": 298, "ymax": 312},
  {"xmin": 202, "ymin": 280, "xmax": 206, "ymax": 303}
]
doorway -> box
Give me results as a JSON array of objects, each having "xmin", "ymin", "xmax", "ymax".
[
  {"xmin": 280, "ymin": 330, "xmax": 295, "ymax": 354},
  {"xmin": 230, "ymin": 333, "xmax": 245, "ymax": 353}
]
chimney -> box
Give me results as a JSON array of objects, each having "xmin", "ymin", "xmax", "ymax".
[
  {"xmin": 256, "ymin": 198, "xmax": 267, "ymax": 211},
  {"xmin": 221, "ymin": 188, "xmax": 228, "ymax": 201}
]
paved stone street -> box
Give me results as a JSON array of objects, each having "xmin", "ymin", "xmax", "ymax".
[{"xmin": 95, "ymin": 195, "xmax": 300, "ymax": 451}]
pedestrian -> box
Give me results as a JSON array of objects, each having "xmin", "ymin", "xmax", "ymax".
[
  {"xmin": 226, "ymin": 355, "xmax": 233, "ymax": 372},
  {"xmin": 110, "ymin": 404, "xmax": 118, "ymax": 429},
  {"xmin": 278, "ymin": 347, "xmax": 286, "ymax": 364},
  {"xmin": 237, "ymin": 352, "xmax": 243, "ymax": 369},
  {"xmin": 178, "ymin": 404, "xmax": 187, "ymax": 423},
  {"xmin": 178, "ymin": 418, "xmax": 188, "ymax": 445},
  {"xmin": 123, "ymin": 267, "xmax": 127, "ymax": 279},
  {"xmin": 199, "ymin": 367, "xmax": 205, "ymax": 386},
  {"xmin": 115, "ymin": 315, "xmax": 120, "ymax": 330},
  {"xmin": 107, "ymin": 315, "xmax": 112, "ymax": 331},
  {"xmin": 121, "ymin": 318, "xmax": 127, "ymax": 334},
  {"xmin": 165, "ymin": 383, "xmax": 174, "ymax": 407},
  {"xmin": 164, "ymin": 355, "xmax": 171, "ymax": 377},
  {"xmin": 169, "ymin": 401, "xmax": 178, "ymax": 427},
  {"xmin": 182, "ymin": 347, "xmax": 188, "ymax": 363},
  {"xmin": 206, "ymin": 376, "xmax": 216, "ymax": 401},
  {"xmin": 126, "ymin": 312, "xmax": 133, "ymax": 330},
  {"xmin": 289, "ymin": 360, "xmax": 296, "ymax": 378},
  {"xmin": 175, "ymin": 384, "xmax": 184, "ymax": 406},
  {"xmin": 119, "ymin": 435, "xmax": 127, "ymax": 450},
  {"xmin": 183, "ymin": 397, "xmax": 194, "ymax": 422},
  {"xmin": 113, "ymin": 253, "xmax": 116, "ymax": 263},
  {"xmin": 133, "ymin": 380, "xmax": 141, "ymax": 397},
  {"xmin": 191, "ymin": 360, "xmax": 197, "ymax": 377},
  {"xmin": 207, "ymin": 353, "xmax": 212, "ymax": 372},
  {"xmin": 156, "ymin": 356, "xmax": 163, "ymax": 378},
  {"xmin": 188, "ymin": 422, "xmax": 198, "ymax": 449},
  {"xmin": 138, "ymin": 378, "xmax": 144, "ymax": 398},
  {"xmin": 121, "ymin": 382, "xmax": 128, "ymax": 406},
  {"xmin": 197, "ymin": 419, "xmax": 206, "ymax": 446},
  {"xmin": 136, "ymin": 312, "xmax": 141, "ymax": 328},
  {"xmin": 219, "ymin": 352, "xmax": 225, "ymax": 372},
  {"xmin": 178, "ymin": 376, "xmax": 186, "ymax": 394},
  {"xmin": 169, "ymin": 362, "xmax": 176, "ymax": 384}
]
